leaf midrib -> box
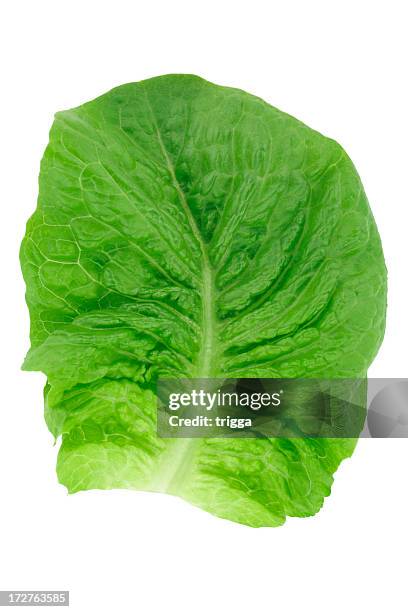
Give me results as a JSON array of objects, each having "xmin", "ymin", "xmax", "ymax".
[{"xmin": 142, "ymin": 88, "xmax": 217, "ymax": 495}]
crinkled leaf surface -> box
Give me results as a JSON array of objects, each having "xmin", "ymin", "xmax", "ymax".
[{"xmin": 21, "ymin": 75, "xmax": 387, "ymax": 527}]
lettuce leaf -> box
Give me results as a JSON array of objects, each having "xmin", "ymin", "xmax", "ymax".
[{"xmin": 20, "ymin": 75, "xmax": 387, "ymax": 527}]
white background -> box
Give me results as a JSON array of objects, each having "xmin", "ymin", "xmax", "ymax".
[{"xmin": 1, "ymin": 1, "xmax": 407, "ymax": 611}]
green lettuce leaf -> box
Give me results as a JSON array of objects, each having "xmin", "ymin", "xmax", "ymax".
[{"xmin": 20, "ymin": 75, "xmax": 387, "ymax": 527}]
